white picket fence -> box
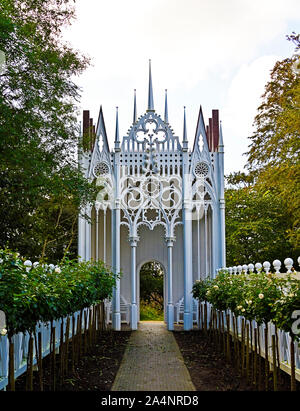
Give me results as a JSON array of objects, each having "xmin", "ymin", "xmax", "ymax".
[
  {"xmin": 0, "ymin": 307, "xmax": 93, "ymax": 391},
  {"xmin": 199, "ymin": 302, "xmax": 300, "ymax": 381},
  {"xmin": 211, "ymin": 256, "xmax": 300, "ymax": 381}
]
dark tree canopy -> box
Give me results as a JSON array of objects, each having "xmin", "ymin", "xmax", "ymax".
[{"xmin": 0, "ymin": 0, "xmax": 96, "ymax": 261}]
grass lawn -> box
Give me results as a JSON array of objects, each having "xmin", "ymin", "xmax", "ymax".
[{"xmin": 140, "ymin": 300, "xmax": 164, "ymax": 321}]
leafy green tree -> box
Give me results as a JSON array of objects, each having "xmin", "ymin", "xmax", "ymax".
[
  {"xmin": 246, "ymin": 33, "xmax": 300, "ymax": 250},
  {"xmin": 225, "ymin": 176, "xmax": 295, "ymax": 266},
  {"xmin": 0, "ymin": 0, "xmax": 95, "ymax": 260},
  {"xmin": 140, "ymin": 262, "xmax": 164, "ymax": 311}
]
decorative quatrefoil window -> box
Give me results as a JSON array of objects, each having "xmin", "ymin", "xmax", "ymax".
[
  {"xmin": 194, "ymin": 162, "xmax": 209, "ymax": 177},
  {"xmin": 93, "ymin": 162, "xmax": 109, "ymax": 177}
]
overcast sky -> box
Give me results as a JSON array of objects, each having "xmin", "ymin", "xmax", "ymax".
[{"xmin": 63, "ymin": 0, "xmax": 300, "ymax": 175}]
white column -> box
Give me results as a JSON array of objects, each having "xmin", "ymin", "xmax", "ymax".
[
  {"xmin": 85, "ymin": 205, "xmax": 91, "ymax": 261},
  {"xmin": 182, "ymin": 146, "xmax": 193, "ymax": 331},
  {"xmin": 220, "ymin": 200, "xmax": 226, "ymax": 268},
  {"xmin": 112, "ymin": 203, "xmax": 121, "ymax": 331},
  {"xmin": 103, "ymin": 208, "xmax": 107, "ymax": 264},
  {"xmin": 112, "ymin": 150, "xmax": 121, "ymax": 330},
  {"xmin": 130, "ymin": 237, "xmax": 138, "ymax": 330},
  {"xmin": 78, "ymin": 209, "xmax": 86, "ymax": 261},
  {"xmin": 166, "ymin": 237, "xmax": 175, "ymax": 331},
  {"xmin": 95, "ymin": 202, "xmax": 100, "ymax": 262},
  {"xmin": 212, "ymin": 206, "xmax": 218, "ymax": 278},
  {"xmin": 204, "ymin": 207, "xmax": 208, "ymax": 276},
  {"xmin": 197, "ymin": 208, "xmax": 200, "ymax": 280},
  {"xmin": 183, "ymin": 204, "xmax": 193, "ymax": 330}
]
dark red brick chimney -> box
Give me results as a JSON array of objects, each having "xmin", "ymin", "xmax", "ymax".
[{"xmin": 212, "ymin": 109, "xmax": 219, "ymax": 152}]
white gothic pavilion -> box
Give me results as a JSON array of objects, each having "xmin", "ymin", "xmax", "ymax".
[{"xmin": 78, "ymin": 61, "xmax": 226, "ymax": 331}]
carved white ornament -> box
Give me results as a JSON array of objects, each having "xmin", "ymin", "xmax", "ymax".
[
  {"xmin": 93, "ymin": 162, "xmax": 109, "ymax": 177},
  {"xmin": 194, "ymin": 162, "xmax": 209, "ymax": 177}
]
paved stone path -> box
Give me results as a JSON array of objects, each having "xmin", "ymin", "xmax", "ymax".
[{"xmin": 111, "ymin": 321, "xmax": 196, "ymax": 391}]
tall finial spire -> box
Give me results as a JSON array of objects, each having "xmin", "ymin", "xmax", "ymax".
[
  {"xmin": 182, "ymin": 106, "xmax": 188, "ymax": 150},
  {"xmin": 147, "ymin": 59, "xmax": 154, "ymax": 111},
  {"xmin": 114, "ymin": 106, "xmax": 120, "ymax": 150},
  {"xmin": 218, "ymin": 120, "xmax": 224, "ymax": 151},
  {"xmin": 183, "ymin": 106, "xmax": 188, "ymax": 150},
  {"xmin": 164, "ymin": 89, "xmax": 168, "ymax": 123},
  {"xmin": 133, "ymin": 89, "xmax": 137, "ymax": 123}
]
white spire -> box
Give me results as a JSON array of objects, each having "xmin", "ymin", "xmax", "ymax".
[
  {"xmin": 164, "ymin": 89, "xmax": 168, "ymax": 123},
  {"xmin": 133, "ymin": 89, "xmax": 137, "ymax": 123},
  {"xmin": 147, "ymin": 59, "xmax": 154, "ymax": 111},
  {"xmin": 114, "ymin": 106, "xmax": 120, "ymax": 150},
  {"xmin": 182, "ymin": 106, "xmax": 188, "ymax": 150},
  {"xmin": 218, "ymin": 120, "xmax": 224, "ymax": 153}
]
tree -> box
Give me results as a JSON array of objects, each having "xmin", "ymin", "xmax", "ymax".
[
  {"xmin": 140, "ymin": 262, "xmax": 164, "ymax": 311},
  {"xmin": 246, "ymin": 33, "xmax": 300, "ymax": 251},
  {"xmin": 225, "ymin": 177, "xmax": 295, "ymax": 266},
  {"xmin": 0, "ymin": 0, "xmax": 95, "ymax": 260}
]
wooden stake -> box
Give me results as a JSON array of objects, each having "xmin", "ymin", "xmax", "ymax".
[
  {"xmin": 51, "ymin": 326, "xmax": 56, "ymax": 391},
  {"xmin": 235, "ymin": 316, "xmax": 240, "ymax": 371},
  {"xmin": 79, "ymin": 310, "xmax": 83, "ymax": 358},
  {"xmin": 65, "ymin": 316, "xmax": 70, "ymax": 375},
  {"xmin": 264, "ymin": 325, "xmax": 269, "ymax": 391},
  {"xmin": 83, "ymin": 310, "xmax": 88, "ymax": 354},
  {"xmin": 241, "ymin": 318, "xmax": 245, "ymax": 376},
  {"xmin": 272, "ymin": 334, "xmax": 277, "ymax": 391},
  {"xmin": 254, "ymin": 328, "xmax": 258, "ymax": 388},
  {"xmin": 226, "ymin": 313, "xmax": 231, "ymax": 363},
  {"xmin": 290, "ymin": 338, "xmax": 296, "ymax": 391},
  {"xmin": 71, "ymin": 314, "xmax": 75, "ymax": 372},
  {"xmin": 275, "ymin": 326, "xmax": 281, "ymax": 386},
  {"xmin": 34, "ymin": 331, "xmax": 43, "ymax": 391},
  {"xmin": 38, "ymin": 332, "xmax": 43, "ymax": 391},
  {"xmin": 204, "ymin": 302, "xmax": 207, "ymax": 335},
  {"xmin": 8, "ymin": 337, "xmax": 15, "ymax": 391},
  {"xmin": 257, "ymin": 325, "xmax": 262, "ymax": 391},
  {"xmin": 246, "ymin": 323, "xmax": 250, "ymax": 382},
  {"xmin": 59, "ymin": 320, "xmax": 64, "ymax": 385},
  {"xmin": 26, "ymin": 334, "xmax": 34, "ymax": 391}
]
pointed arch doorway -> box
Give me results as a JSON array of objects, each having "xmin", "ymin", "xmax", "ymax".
[{"xmin": 138, "ymin": 261, "xmax": 165, "ymax": 322}]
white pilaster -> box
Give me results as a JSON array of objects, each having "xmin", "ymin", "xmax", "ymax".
[
  {"xmin": 197, "ymin": 208, "xmax": 200, "ymax": 280},
  {"xmin": 78, "ymin": 210, "xmax": 86, "ymax": 261},
  {"xmin": 129, "ymin": 237, "xmax": 138, "ymax": 330},
  {"xmin": 95, "ymin": 202, "xmax": 100, "ymax": 261},
  {"xmin": 112, "ymin": 142, "xmax": 121, "ymax": 330},
  {"xmin": 166, "ymin": 237, "xmax": 175, "ymax": 331},
  {"xmin": 85, "ymin": 205, "xmax": 91, "ymax": 261},
  {"xmin": 182, "ymin": 149, "xmax": 193, "ymax": 331},
  {"xmin": 103, "ymin": 208, "xmax": 107, "ymax": 264},
  {"xmin": 204, "ymin": 207, "xmax": 208, "ymax": 276}
]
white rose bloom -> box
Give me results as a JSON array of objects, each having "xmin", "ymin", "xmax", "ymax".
[
  {"xmin": 258, "ymin": 293, "xmax": 264, "ymax": 299},
  {"xmin": 0, "ymin": 328, "xmax": 7, "ymax": 336},
  {"xmin": 55, "ymin": 267, "xmax": 61, "ymax": 274},
  {"xmin": 241, "ymin": 308, "xmax": 245, "ymax": 312},
  {"xmin": 213, "ymin": 285, "xmax": 219, "ymax": 290},
  {"xmin": 0, "ymin": 258, "xmax": 3, "ymax": 264}
]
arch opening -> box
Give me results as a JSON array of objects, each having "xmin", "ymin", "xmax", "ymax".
[{"xmin": 139, "ymin": 261, "xmax": 165, "ymax": 321}]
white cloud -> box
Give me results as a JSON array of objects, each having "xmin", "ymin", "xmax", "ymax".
[
  {"xmin": 61, "ymin": 0, "xmax": 300, "ymax": 172},
  {"xmin": 221, "ymin": 55, "xmax": 279, "ymax": 174}
]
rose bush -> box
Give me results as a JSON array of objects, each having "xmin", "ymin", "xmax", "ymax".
[
  {"xmin": 0, "ymin": 248, "xmax": 117, "ymax": 337},
  {"xmin": 193, "ymin": 269, "xmax": 300, "ymax": 341}
]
